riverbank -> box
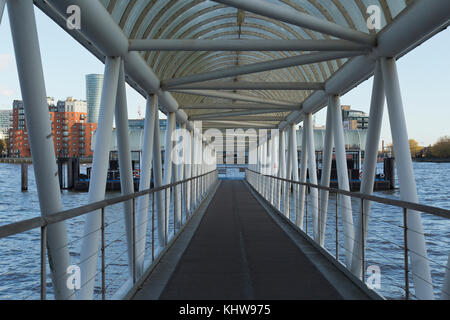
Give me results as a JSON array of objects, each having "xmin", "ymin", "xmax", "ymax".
[
  {"xmin": 414, "ymin": 158, "xmax": 450, "ymax": 163},
  {"xmin": 0, "ymin": 157, "xmax": 93, "ymax": 164}
]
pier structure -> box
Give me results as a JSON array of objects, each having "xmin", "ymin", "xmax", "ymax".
[{"xmin": 0, "ymin": 0, "xmax": 449, "ymax": 300}]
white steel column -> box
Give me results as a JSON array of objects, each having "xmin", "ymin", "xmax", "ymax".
[
  {"xmin": 179, "ymin": 123, "xmax": 186, "ymax": 221},
  {"xmin": 79, "ymin": 56, "xmax": 120, "ymax": 299},
  {"xmin": 351, "ymin": 61, "xmax": 385, "ymax": 277},
  {"xmin": 277, "ymin": 129, "xmax": 286, "ymax": 211},
  {"xmin": 267, "ymin": 137, "xmax": 272, "ymax": 201},
  {"xmin": 262, "ymin": 139, "xmax": 268, "ymax": 199},
  {"xmin": 114, "ymin": 61, "xmax": 134, "ymax": 277},
  {"xmin": 8, "ymin": 0, "xmax": 72, "ymax": 299},
  {"xmin": 319, "ymin": 105, "xmax": 334, "ymax": 246},
  {"xmin": 203, "ymin": 141, "xmax": 207, "ymax": 195},
  {"xmin": 298, "ymin": 124, "xmax": 308, "ymax": 229},
  {"xmin": 285, "ymin": 128, "xmax": 292, "ymax": 217},
  {"xmin": 381, "ymin": 57, "xmax": 434, "ymax": 299},
  {"xmin": 200, "ymin": 141, "xmax": 205, "ymax": 198},
  {"xmin": 305, "ymin": 114, "xmax": 319, "ymax": 240},
  {"xmin": 265, "ymin": 136, "xmax": 271, "ymax": 201},
  {"xmin": 196, "ymin": 133, "xmax": 202, "ymax": 203},
  {"xmin": 267, "ymin": 137, "xmax": 272, "ymax": 202},
  {"xmin": 135, "ymin": 95, "xmax": 157, "ymax": 277},
  {"xmin": 199, "ymin": 137, "xmax": 204, "ymax": 198},
  {"xmin": 290, "ymin": 124, "xmax": 299, "ymax": 225},
  {"xmin": 260, "ymin": 140, "xmax": 265, "ymax": 196},
  {"xmin": 173, "ymin": 125, "xmax": 182, "ymax": 228},
  {"xmin": 258, "ymin": 143, "xmax": 263, "ymax": 193},
  {"xmin": 330, "ymin": 96, "xmax": 354, "ymax": 267},
  {"xmin": 153, "ymin": 112, "xmax": 165, "ymax": 246},
  {"xmin": 163, "ymin": 112, "xmax": 176, "ymax": 239},
  {"xmin": 0, "ymin": 0, "xmax": 5, "ymax": 24},
  {"xmin": 192, "ymin": 128, "xmax": 199, "ymax": 205}
]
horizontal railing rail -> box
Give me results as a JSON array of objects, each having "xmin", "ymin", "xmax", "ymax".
[
  {"xmin": 0, "ymin": 169, "xmax": 218, "ymax": 300},
  {"xmin": 246, "ymin": 168, "xmax": 450, "ymax": 219},
  {"xmin": 245, "ymin": 168, "xmax": 450, "ymax": 300}
]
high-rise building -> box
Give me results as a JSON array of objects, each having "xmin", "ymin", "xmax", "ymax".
[
  {"xmin": 0, "ymin": 110, "xmax": 12, "ymax": 140},
  {"xmin": 86, "ymin": 74, "xmax": 103, "ymax": 123}
]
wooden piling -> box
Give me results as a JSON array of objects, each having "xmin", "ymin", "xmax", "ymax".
[{"xmin": 21, "ymin": 163, "xmax": 28, "ymax": 191}]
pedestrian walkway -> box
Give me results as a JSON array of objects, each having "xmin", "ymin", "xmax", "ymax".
[{"xmin": 134, "ymin": 180, "xmax": 375, "ymax": 300}]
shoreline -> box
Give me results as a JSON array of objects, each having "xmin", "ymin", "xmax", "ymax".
[
  {"xmin": 413, "ymin": 158, "xmax": 450, "ymax": 163},
  {"xmin": 0, "ymin": 157, "xmax": 93, "ymax": 164}
]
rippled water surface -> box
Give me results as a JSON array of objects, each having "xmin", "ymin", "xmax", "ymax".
[{"xmin": 0, "ymin": 162, "xmax": 449, "ymax": 299}]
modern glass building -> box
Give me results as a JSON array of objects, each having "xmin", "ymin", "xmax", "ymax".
[{"xmin": 85, "ymin": 74, "xmax": 103, "ymax": 123}]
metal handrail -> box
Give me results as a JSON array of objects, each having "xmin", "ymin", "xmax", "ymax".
[
  {"xmin": 0, "ymin": 170, "xmax": 218, "ymax": 239},
  {"xmin": 246, "ymin": 168, "xmax": 450, "ymax": 300},
  {"xmin": 1, "ymin": 169, "xmax": 218, "ymax": 300},
  {"xmin": 245, "ymin": 168, "xmax": 450, "ymax": 219}
]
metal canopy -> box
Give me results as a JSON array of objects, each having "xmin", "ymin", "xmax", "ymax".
[
  {"xmin": 92, "ymin": 0, "xmax": 414, "ymax": 126},
  {"xmin": 36, "ymin": 0, "xmax": 450, "ymax": 129}
]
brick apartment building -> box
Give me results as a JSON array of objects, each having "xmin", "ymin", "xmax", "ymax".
[{"xmin": 9, "ymin": 98, "xmax": 97, "ymax": 158}]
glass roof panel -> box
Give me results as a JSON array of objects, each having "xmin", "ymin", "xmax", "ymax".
[
  {"xmin": 387, "ymin": 0, "xmax": 407, "ymax": 19},
  {"xmin": 95, "ymin": 0, "xmax": 414, "ymax": 121}
]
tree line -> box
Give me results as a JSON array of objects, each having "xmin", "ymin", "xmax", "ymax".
[{"xmin": 410, "ymin": 137, "xmax": 450, "ymax": 159}]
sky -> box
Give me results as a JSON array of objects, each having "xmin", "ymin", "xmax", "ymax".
[{"xmin": 0, "ymin": 5, "xmax": 449, "ymax": 146}]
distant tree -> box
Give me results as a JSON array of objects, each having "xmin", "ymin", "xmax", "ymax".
[
  {"xmin": 384, "ymin": 140, "xmax": 423, "ymax": 158},
  {"xmin": 0, "ymin": 139, "xmax": 6, "ymax": 156},
  {"xmin": 409, "ymin": 139, "xmax": 423, "ymax": 158},
  {"xmin": 431, "ymin": 136, "xmax": 450, "ymax": 158}
]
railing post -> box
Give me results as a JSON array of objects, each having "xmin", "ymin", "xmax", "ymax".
[
  {"xmin": 101, "ymin": 207, "xmax": 105, "ymax": 300},
  {"xmin": 40, "ymin": 225, "xmax": 47, "ymax": 300},
  {"xmin": 403, "ymin": 207, "xmax": 410, "ymax": 300},
  {"xmin": 181, "ymin": 181, "xmax": 184, "ymax": 227},
  {"xmin": 336, "ymin": 192, "xmax": 339, "ymax": 260},
  {"xmin": 173, "ymin": 185, "xmax": 176, "ymax": 233}
]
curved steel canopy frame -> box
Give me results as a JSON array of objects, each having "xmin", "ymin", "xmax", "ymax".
[{"xmin": 36, "ymin": 0, "xmax": 449, "ymax": 131}]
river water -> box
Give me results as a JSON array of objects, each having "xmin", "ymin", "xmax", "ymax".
[{"xmin": 0, "ymin": 162, "xmax": 449, "ymax": 299}]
